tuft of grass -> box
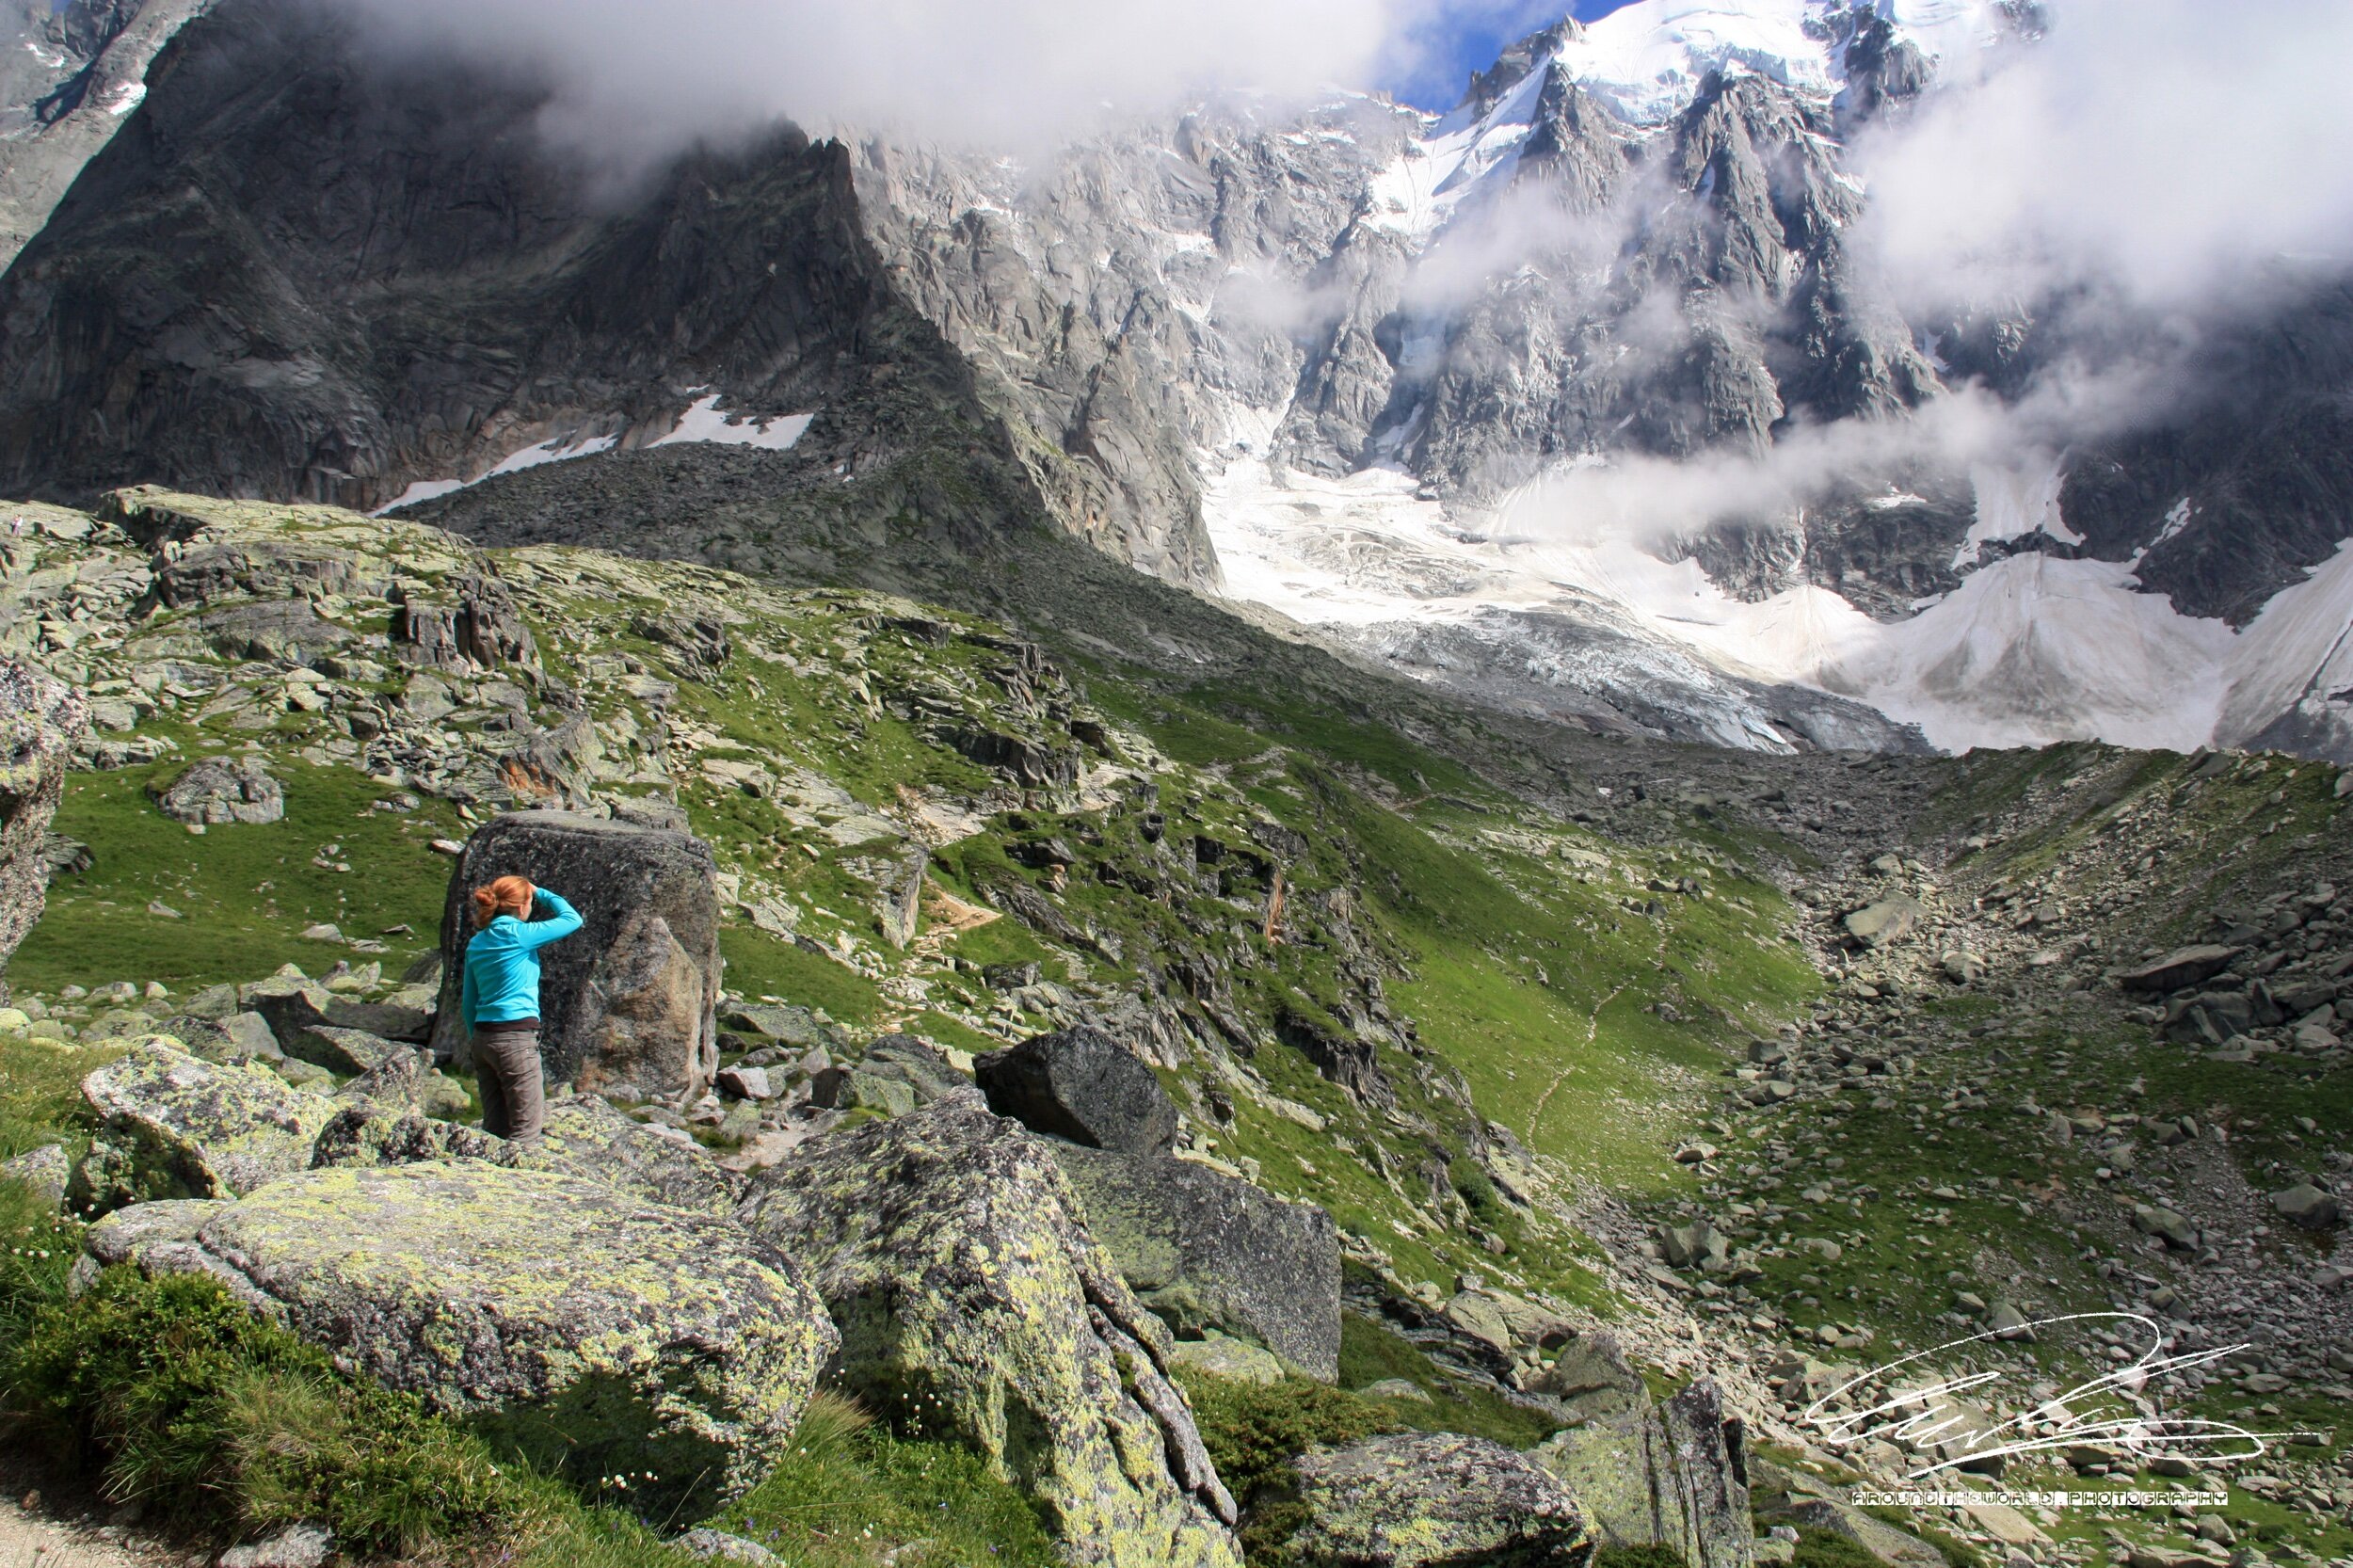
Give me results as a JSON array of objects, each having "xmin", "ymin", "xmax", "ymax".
[
  {"xmin": 1594, "ymin": 1547, "xmax": 1696, "ymax": 1568},
  {"xmin": 0, "ymin": 1033, "xmax": 117, "ymax": 1162},
  {"xmin": 712, "ymin": 1392, "xmax": 1059, "ymax": 1567},
  {"xmin": 6, "ymin": 1267, "xmax": 541, "ymax": 1553},
  {"xmin": 1793, "ymin": 1527, "xmax": 1897, "ymax": 1568}
]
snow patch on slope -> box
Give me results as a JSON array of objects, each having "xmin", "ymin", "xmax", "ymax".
[
  {"xmin": 376, "ymin": 392, "xmax": 812, "ymax": 515},
  {"xmin": 648, "ymin": 392, "xmax": 814, "ymax": 451},
  {"xmin": 375, "ymin": 430, "xmax": 619, "ymax": 513}
]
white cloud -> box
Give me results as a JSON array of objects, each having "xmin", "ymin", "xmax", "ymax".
[
  {"xmin": 333, "ymin": 0, "xmax": 1543, "ymax": 170},
  {"xmin": 1852, "ymin": 0, "xmax": 2353, "ymax": 314}
]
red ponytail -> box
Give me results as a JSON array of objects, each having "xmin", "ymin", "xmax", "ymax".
[{"xmin": 471, "ymin": 875, "xmax": 534, "ymax": 929}]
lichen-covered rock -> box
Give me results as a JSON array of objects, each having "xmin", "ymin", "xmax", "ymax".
[
  {"xmin": 70, "ymin": 1040, "xmax": 335, "ymax": 1212},
  {"xmin": 294, "ymin": 1024, "xmax": 411, "ymax": 1075},
  {"xmin": 736, "ymin": 1092, "xmax": 1241, "ymax": 1567},
  {"xmin": 1530, "ymin": 1330, "xmax": 1647, "ymax": 1417},
  {"xmin": 1262, "ymin": 1431, "xmax": 1594, "ymax": 1567},
  {"xmin": 975, "ymin": 1024, "xmax": 1180, "ymax": 1156},
  {"xmin": 308, "ymin": 1091, "xmax": 740, "ymax": 1214},
  {"xmin": 2, "ymin": 1141, "xmax": 72, "ymax": 1206},
  {"xmin": 0, "ymin": 659, "xmax": 86, "ymax": 1001},
  {"xmin": 91, "ymin": 1161, "xmax": 834, "ymax": 1514},
  {"xmin": 528, "ymin": 1092, "xmax": 744, "ymax": 1215},
  {"xmin": 310, "ymin": 1105, "xmax": 503, "ymax": 1169},
  {"xmin": 243, "ymin": 974, "xmax": 336, "ymax": 1056},
  {"xmin": 164, "ymin": 1010, "xmax": 283, "ymax": 1063},
  {"xmin": 1054, "ymin": 1144, "xmax": 1340, "ymax": 1382},
  {"xmin": 430, "ymin": 811, "xmax": 722, "ymax": 1103},
  {"xmin": 148, "ymin": 756, "xmax": 285, "ymax": 825},
  {"xmin": 1534, "ymin": 1379, "xmax": 1753, "ymax": 1568}
]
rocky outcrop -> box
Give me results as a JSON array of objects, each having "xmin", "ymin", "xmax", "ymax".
[
  {"xmin": 147, "ymin": 756, "xmax": 284, "ymax": 825},
  {"xmin": 1258, "ymin": 1432, "xmax": 1594, "ymax": 1567},
  {"xmin": 69, "ymin": 1039, "xmax": 336, "ymax": 1212},
  {"xmin": 86, "ymin": 1160, "xmax": 835, "ymax": 1515},
  {"xmin": 735, "ymin": 1092, "xmax": 1241, "ymax": 1567},
  {"xmin": 0, "ymin": 658, "xmax": 86, "ymax": 999},
  {"xmin": 1535, "ymin": 1379, "xmax": 1755, "ymax": 1568},
  {"xmin": 430, "ymin": 811, "xmax": 721, "ymax": 1103},
  {"xmin": 1054, "ymin": 1144, "xmax": 1341, "ymax": 1383},
  {"xmin": 976, "ymin": 1024, "xmax": 1180, "ymax": 1156}
]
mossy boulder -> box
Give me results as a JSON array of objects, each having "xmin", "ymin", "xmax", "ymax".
[
  {"xmin": 528, "ymin": 1092, "xmax": 744, "ymax": 1215},
  {"xmin": 736, "ymin": 1091, "xmax": 1241, "ymax": 1567},
  {"xmin": 1258, "ymin": 1431, "xmax": 1593, "ymax": 1566},
  {"xmin": 1054, "ymin": 1144, "xmax": 1340, "ymax": 1382},
  {"xmin": 87, "ymin": 1160, "xmax": 835, "ymax": 1514},
  {"xmin": 70, "ymin": 1040, "xmax": 336, "ymax": 1212},
  {"xmin": 310, "ymin": 1091, "xmax": 742, "ymax": 1214},
  {"xmin": 1533, "ymin": 1379, "xmax": 1754, "ymax": 1568},
  {"xmin": 0, "ymin": 659, "xmax": 85, "ymax": 1001}
]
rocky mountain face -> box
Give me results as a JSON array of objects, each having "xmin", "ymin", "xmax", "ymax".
[{"xmin": 3, "ymin": 0, "xmax": 2353, "ymax": 762}]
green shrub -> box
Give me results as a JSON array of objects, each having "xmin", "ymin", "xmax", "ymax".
[
  {"xmin": 6, "ymin": 1266, "xmax": 535, "ymax": 1553},
  {"xmin": 1794, "ymin": 1527, "xmax": 1897, "ymax": 1568},
  {"xmin": 1176, "ymin": 1369, "xmax": 1396, "ymax": 1511}
]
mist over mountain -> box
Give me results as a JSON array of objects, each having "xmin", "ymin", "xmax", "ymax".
[{"xmin": 5, "ymin": 0, "xmax": 2353, "ymax": 759}]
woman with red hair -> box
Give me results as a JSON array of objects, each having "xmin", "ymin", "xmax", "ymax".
[{"xmin": 458, "ymin": 874, "xmax": 582, "ymax": 1143}]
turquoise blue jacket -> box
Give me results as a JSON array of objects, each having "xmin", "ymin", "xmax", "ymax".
[{"xmin": 460, "ymin": 889, "xmax": 583, "ymax": 1027}]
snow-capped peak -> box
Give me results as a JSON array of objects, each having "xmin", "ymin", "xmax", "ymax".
[{"xmin": 1550, "ymin": 0, "xmax": 2008, "ymax": 126}]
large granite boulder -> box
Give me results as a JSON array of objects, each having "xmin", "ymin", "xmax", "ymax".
[
  {"xmin": 530, "ymin": 1093, "xmax": 744, "ymax": 1215},
  {"xmin": 975, "ymin": 1025, "xmax": 1179, "ymax": 1155},
  {"xmin": 310, "ymin": 1092, "xmax": 742, "ymax": 1215},
  {"xmin": 1054, "ymin": 1144, "xmax": 1340, "ymax": 1382},
  {"xmin": 148, "ymin": 756, "xmax": 284, "ymax": 825},
  {"xmin": 69, "ymin": 1040, "xmax": 335, "ymax": 1213},
  {"xmin": 429, "ymin": 811, "xmax": 722, "ymax": 1103},
  {"xmin": 1534, "ymin": 1379, "xmax": 1754, "ymax": 1568},
  {"xmin": 1258, "ymin": 1431, "xmax": 1594, "ymax": 1567},
  {"xmin": 0, "ymin": 659, "xmax": 86, "ymax": 1001},
  {"xmin": 86, "ymin": 1161, "xmax": 835, "ymax": 1515},
  {"xmin": 736, "ymin": 1092, "xmax": 1241, "ymax": 1568},
  {"xmin": 242, "ymin": 974, "xmax": 337, "ymax": 1057}
]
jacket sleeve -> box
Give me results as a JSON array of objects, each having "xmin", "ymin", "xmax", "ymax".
[
  {"xmin": 459, "ymin": 940, "xmax": 477, "ymax": 1026},
  {"xmin": 515, "ymin": 888, "xmax": 584, "ymax": 951}
]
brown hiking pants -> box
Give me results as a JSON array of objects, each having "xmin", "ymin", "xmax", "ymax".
[{"xmin": 472, "ymin": 1025, "xmax": 546, "ymax": 1143}]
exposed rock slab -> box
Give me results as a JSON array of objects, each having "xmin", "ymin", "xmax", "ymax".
[
  {"xmin": 0, "ymin": 659, "xmax": 85, "ymax": 1000},
  {"xmin": 1263, "ymin": 1431, "xmax": 1594, "ymax": 1567},
  {"xmin": 1054, "ymin": 1143, "xmax": 1340, "ymax": 1382},
  {"xmin": 2114, "ymin": 945, "xmax": 2242, "ymax": 994},
  {"xmin": 70, "ymin": 1040, "xmax": 333, "ymax": 1212},
  {"xmin": 736, "ymin": 1092, "xmax": 1241, "ymax": 1567},
  {"xmin": 147, "ymin": 756, "xmax": 283, "ymax": 825},
  {"xmin": 87, "ymin": 1161, "xmax": 834, "ymax": 1514},
  {"xmin": 1534, "ymin": 1379, "xmax": 1755, "ymax": 1568}
]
